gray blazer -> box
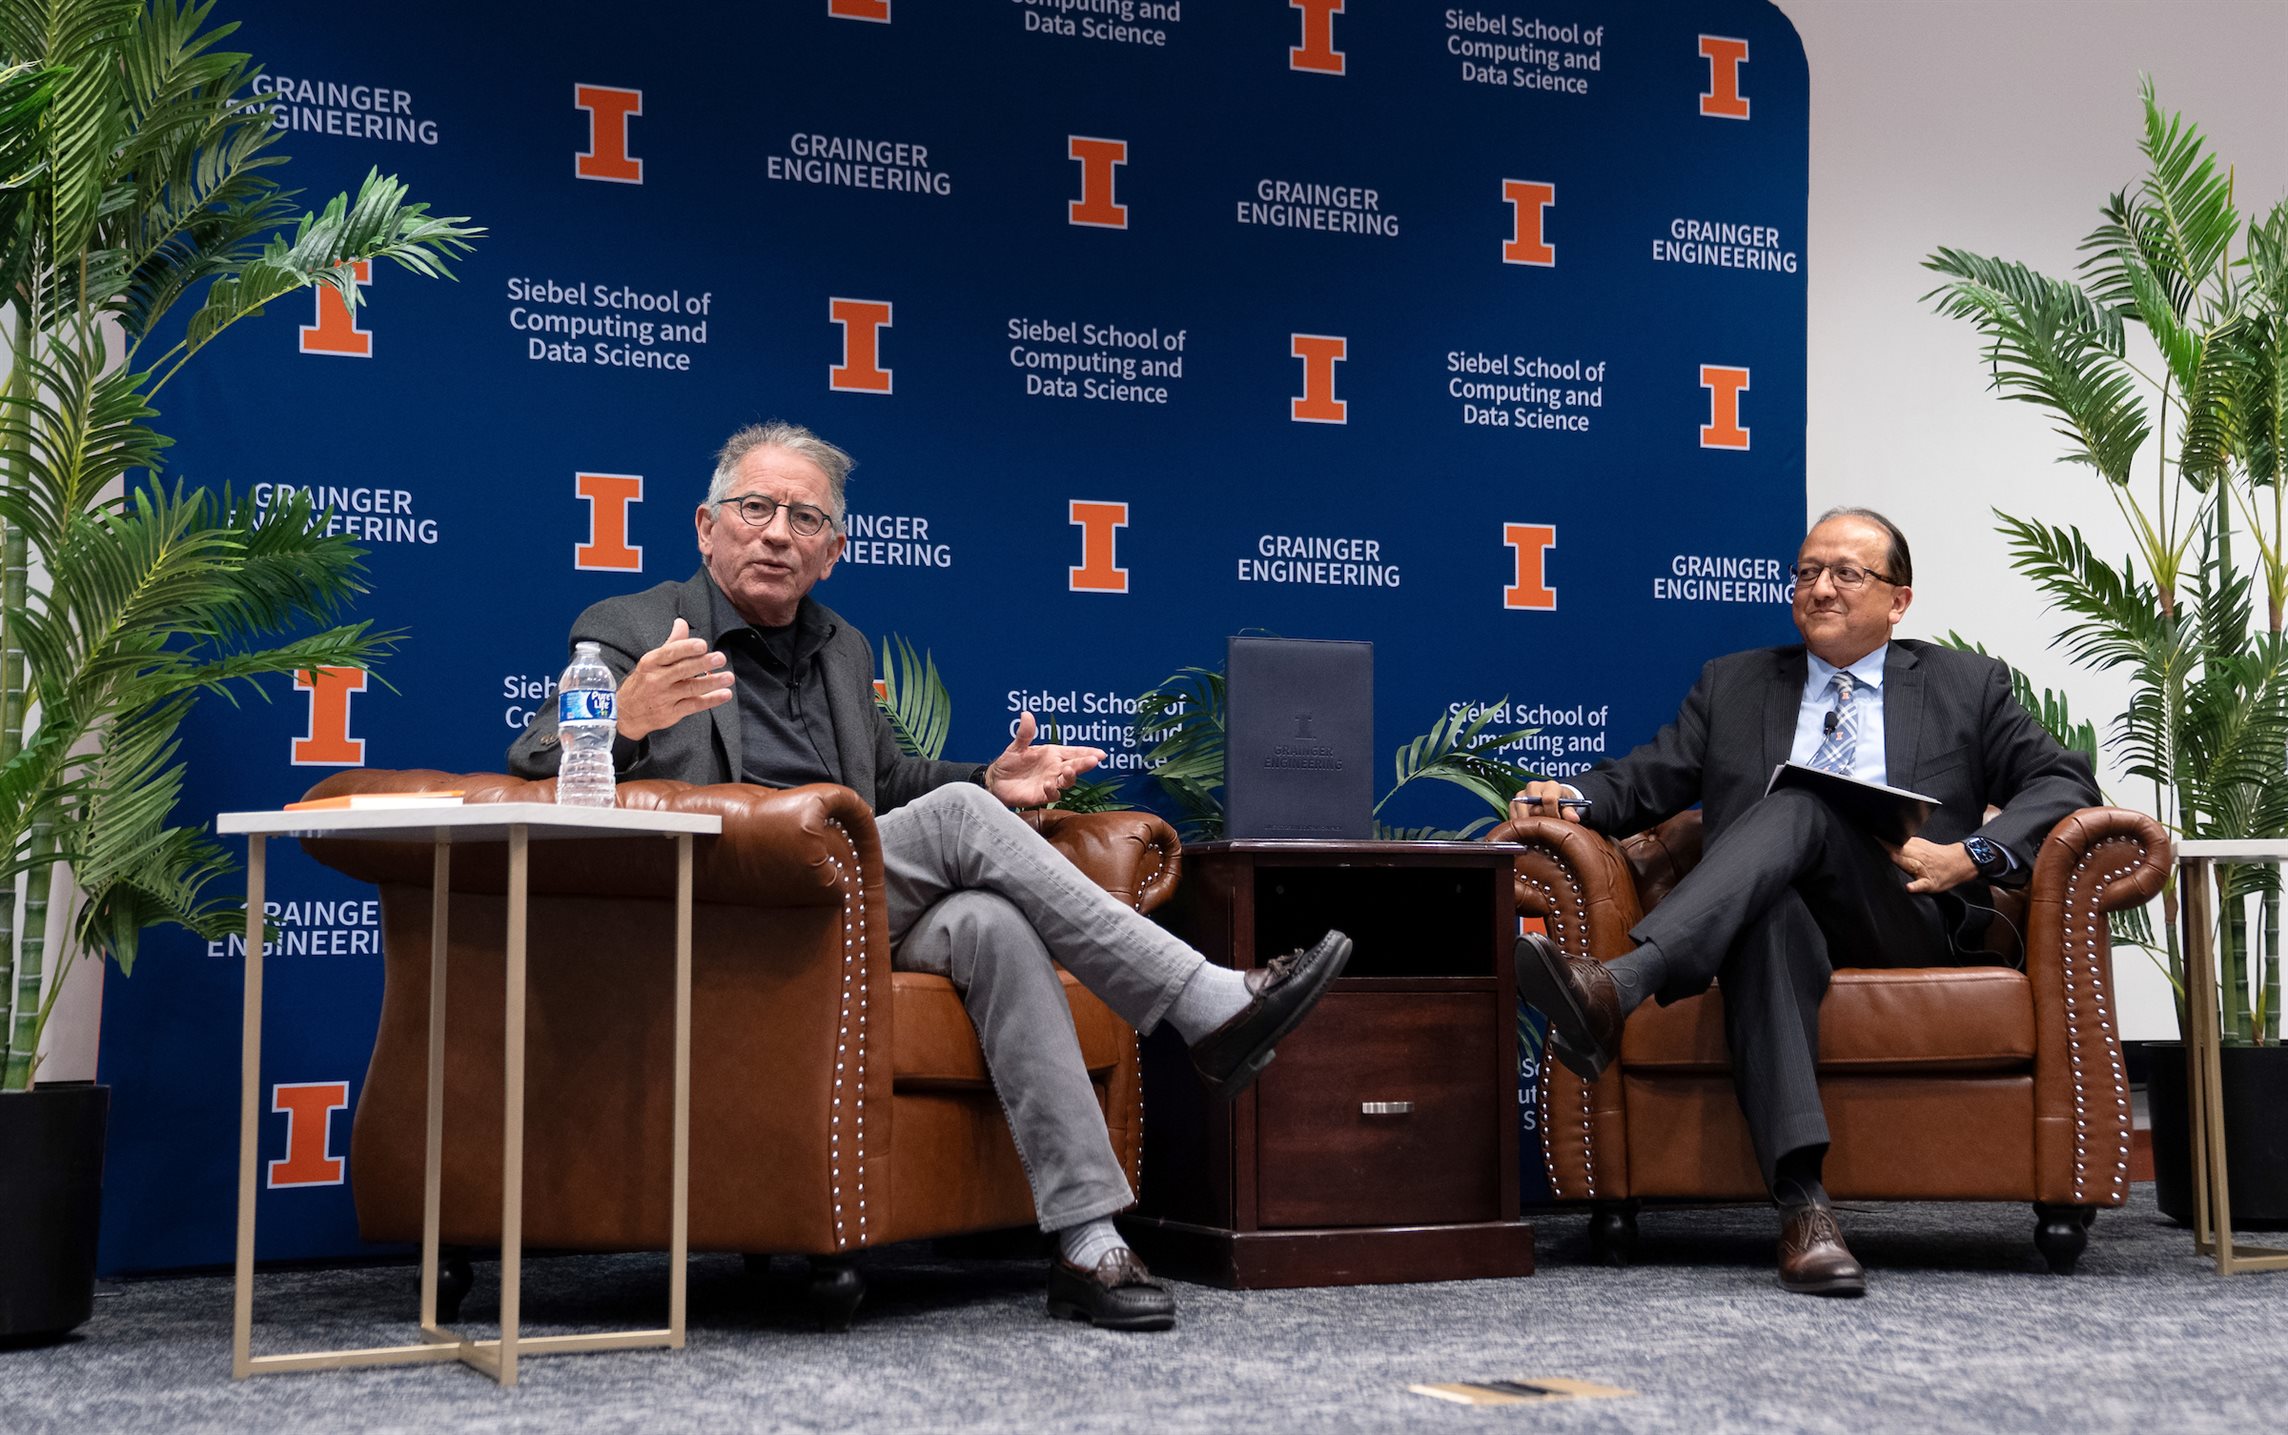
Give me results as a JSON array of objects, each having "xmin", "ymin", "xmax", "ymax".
[
  {"xmin": 1570, "ymin": 639, "xmax": 2100, "ymax": 872},
  {"xmin": 506, "ymin": 569, "xmax": 983, "ymax": 812}
]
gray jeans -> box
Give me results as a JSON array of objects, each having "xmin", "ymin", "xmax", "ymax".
[{"xmin": 876, "ymin": 782, "xmax": 1204, "ymax": 1231}]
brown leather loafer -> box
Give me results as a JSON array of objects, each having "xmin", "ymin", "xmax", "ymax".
[
  {"xmin": 1046, "ymin": 1248, "xmax": 1176, "ymax": 1331},
  {"xmin": 1513, "ymin": 932, "xmax": 1622, "ymax": 1081},
  {"xmin": 1189, "ymin": 930, "xmax": 1353, "ymax": 1100},
  {"xmin": 1778, "ymin": 1203, "xmax": 1867, "ymax": 1296}
]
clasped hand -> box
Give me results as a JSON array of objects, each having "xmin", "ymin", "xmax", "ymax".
[{"xmin": 1890, "ymin": 836, "xmax": 1977, "ymax": 895}]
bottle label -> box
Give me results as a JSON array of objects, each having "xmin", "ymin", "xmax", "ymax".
[{"xmin": 559, "ymin": 689, "xmax": 617, "ymax": 725}]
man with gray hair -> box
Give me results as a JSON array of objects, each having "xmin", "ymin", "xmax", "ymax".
[{"xmin": 510, "ymin": 421, "xmax": 1349, "ymax": 1330}]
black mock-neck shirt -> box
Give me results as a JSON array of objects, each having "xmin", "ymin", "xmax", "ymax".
[{"xmin": 700, "ymin": 572, "xmax": 843, "ymax": 789}]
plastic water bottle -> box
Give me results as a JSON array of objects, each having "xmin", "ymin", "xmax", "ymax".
[{"xmin": 555, "ymin": 641, "xmax": 618, "ymax": 808}]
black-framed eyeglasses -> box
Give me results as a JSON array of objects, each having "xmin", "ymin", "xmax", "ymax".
[
  {"xmin": 1792, "ymin": 561, "xmax": 1895, "ymax": 591},
  {"xmin": 719, "ymin": 494, "xmax": 835, "ymax": 537}
]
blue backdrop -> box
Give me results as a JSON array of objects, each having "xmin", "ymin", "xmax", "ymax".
[{"xmin": 96, "ymin": 0, "xmax": 1809, "ymax": 1273}]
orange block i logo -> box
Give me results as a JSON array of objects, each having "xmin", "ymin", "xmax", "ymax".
[
  {"xmin": 1290, "ymin": 334, "xmax": 1348, "ymax": 424},
  {"xmin": 298, "ymin": 261, "xmax": 372, "ymax": 356},
  {"xmin": 575, "ymin": 473, "xmax": 644, "ymax": 571},
  {"xmin": 829, "ymin": 298, "xmax": 894, "ymax": 393},
  {"xmin": 1502, "ymin": 181, "xmax": 1556, "ymax": 267},
  {"xmin": 1068, "ymin": 501, "xmax": 1130, "ymax": 593},
  {"xmin": 1504, "ymin": 524, "xmax": 1558, "ymax": 610},
  {"xmin": 828, "ymin": 0, "xmax": 890, "ymax": 19},
  {"xmin": 1698, "ymin": 36, "xmax": 1750, "ymax": 120},
  {"xmin": 1699, "ymin": 365, "xmax": 1751, "ymax": 449},
  {"xmin": 267, "ymin": 1081, "xmax": 350, "ymax": 1188},
  {"xmin": 1067, "ymin": 137, "xmax": 1129, "ymax": 229},
  {"xmin": 291, "ymin": 668, "xmax": 367, "ymax": 766},
  {"xmin": 575, "ymin": 84, "xmax": 644, "ymax": 182},
  {"xmin": 1290, "ymin": 0, "xmax": 1346, "ymax": 75}
]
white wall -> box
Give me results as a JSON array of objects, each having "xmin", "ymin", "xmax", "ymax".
[{"xmin": 1777, "ymin": 0, "xmax": 2288, "ymax": 1039}]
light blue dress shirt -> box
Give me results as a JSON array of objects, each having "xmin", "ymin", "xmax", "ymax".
[{"xmin": 1790, "ymin": 645, "xmax": 1889, "ymax": 784}]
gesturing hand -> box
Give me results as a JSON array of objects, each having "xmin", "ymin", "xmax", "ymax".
[
  {"xmin": 1891, "ymin": 836, "xmax": 1979, "ymax": 895},
  {"xmin": 983, "ymin": 709, "xmax": 1107, "ymax": 808},
  {"xmin": 614, "ymin": 617, "xmax": 733, "ymax": 741}
]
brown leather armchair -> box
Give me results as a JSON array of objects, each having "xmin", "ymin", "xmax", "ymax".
[
  {"xmin": 298, "ymin": 769, "xmax": 1178, "ymax": 1323},
  {"xmin": 1489, "ymin": 805, "xmax": 2169, "ymax": 1272}
]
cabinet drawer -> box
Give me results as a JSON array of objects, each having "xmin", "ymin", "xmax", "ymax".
[{"xmin": 1254, "ymin": 991, "xmax": 1499, "ymax": 1229}]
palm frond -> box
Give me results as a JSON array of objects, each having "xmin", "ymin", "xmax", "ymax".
[
  {"xmin": 1136, "ymin": 664, "xmax": 1225, "ymax": 839},
  {"xmin": 1924, "ymin": 250, "xmax": 2149, "ymax": 484},
  {"xmin": 30, "ymin": 0, "xmax": 140, "ymax": 263},
  {"xmin": 874, "ymin": 634, "xmax": 949, "ymax": 761},
  {"xmin": 161, "ymin": 167, "xmax": 480, "ymax": 384},
  {"xmin": 1375, "ymin": 698, "xmax": 1537, "ymax": 817},
  {"xmin": 2082, "ymin": 78, "xmax": 2241, "ymax": 327}
]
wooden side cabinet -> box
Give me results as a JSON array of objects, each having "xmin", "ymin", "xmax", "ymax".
[{"xmin": 1126, "ymin": 840, "xmax": 1535, "ymax": 1288}]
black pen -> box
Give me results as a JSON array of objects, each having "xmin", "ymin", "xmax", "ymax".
[{"xmin": 1524, "ymin": 795, "xmax": 1593, "ymax": 812}]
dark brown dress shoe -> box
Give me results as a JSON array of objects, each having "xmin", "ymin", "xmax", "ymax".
[
  {"xmin": 1046, "ymin": 1248, "xmax": 1176, "ymax": 1330},
  {"xmin": 1778, "ymin": 1203, "xmax": 1867, "ymax": 1296},
  {"xmin": 1512, "ymin": 932, "xmax": 1622, "ymax": 1081},
  {"xmin": 1189, "ymin": 930, "xmax": 1353, "ymax": 1099}
]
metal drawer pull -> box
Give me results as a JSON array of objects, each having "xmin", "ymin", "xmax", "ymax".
[{"xmin": 1360, "ymin": 1101, "xmax": 1414, "ymax": 1116}]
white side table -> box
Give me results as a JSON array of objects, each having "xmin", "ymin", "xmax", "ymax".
[
  {"xmin": 2175, "ymin": 838, "xmax": 2288, "ymax": 1276},
  {"xmin": 215, "ymin": 802, "xmax": 724, "ymax": 1383}
]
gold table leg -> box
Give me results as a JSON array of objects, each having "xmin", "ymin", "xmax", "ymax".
[
  {"xmin": 232, "ymin": 836, "xmax": 266, "ymax": 1381},
  {"xmin": 2180, "ymin": 857, "xmax": 2288, "ymax": 1275},
  {"xmin": 420, "ymin": 841, "xmax": 450, "ymax": 1332},
  {"xmin": 671, "ymin": 833, "xmax": 692, "ymax": 1348},
  {"xmin": 232, "ymin": 823, "xmax": 694, "ymax": 1379}
]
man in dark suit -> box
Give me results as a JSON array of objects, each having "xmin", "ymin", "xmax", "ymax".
[
  {"xmin": 509, "ymin": 421, "xmax": 1350, "ymax": 1330},
  {"xmin": 1513, "ymin": 507, "xmax": 2099, "ymax": 1296}
]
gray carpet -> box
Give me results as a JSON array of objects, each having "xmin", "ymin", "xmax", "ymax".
[{"xmin": 5, "ymin": 1189, "xmax": 2284, "ymax": 1435}]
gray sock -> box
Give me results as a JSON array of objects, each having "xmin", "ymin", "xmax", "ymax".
[
  {"xmin": 1165, "ymin": 961, "xmax": 1252, "ymax": 1043},
  {"xmin": 1056, "ymin": 1216, "xmax": 1128, "ymax": 1270},
  {"xmin": 1605, "ymin": 941, "xmax": 1669, "ymax": 1017}
]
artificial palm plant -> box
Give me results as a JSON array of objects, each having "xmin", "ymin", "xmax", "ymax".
[
  {"xmin": 1924, "ymin": 80, "xmax": 2288, "ymax": 1044},
  {"xmin": 0, "ymin": 0, "xmax": 480, "ymax": 1091}
]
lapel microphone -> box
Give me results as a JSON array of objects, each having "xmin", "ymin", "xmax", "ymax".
[{"xmin": 1823, "ymin": 709, "xmax": 1840, "ymax": 736}]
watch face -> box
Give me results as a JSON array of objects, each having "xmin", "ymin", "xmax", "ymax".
[{"xmin": 1965, "ymin": 836, "xmax": 2000, "ymax": 873}]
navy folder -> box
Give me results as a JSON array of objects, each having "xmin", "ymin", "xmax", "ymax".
[{"xmin": 1224, "ymin": 636, "xmax": 1373, "ymax": 841}]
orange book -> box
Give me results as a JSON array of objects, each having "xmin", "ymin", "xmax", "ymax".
[{"xmin": 282, "ymin": 792, "xmax": 466, "ymax": 811}]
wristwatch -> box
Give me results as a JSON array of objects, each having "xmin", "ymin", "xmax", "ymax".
[{"xmin": 1961, "ymin": 834, "xmax": 2010, "ymax": 879}]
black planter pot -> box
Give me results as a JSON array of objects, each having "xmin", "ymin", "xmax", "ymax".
[
  {"xmin": 2148, "ymin": 1041, "xmax": 2288, "ymax": 1228},
  {"xmin": 0, "ymin": 1082, "xmax": 110, "ymax": 1340}
]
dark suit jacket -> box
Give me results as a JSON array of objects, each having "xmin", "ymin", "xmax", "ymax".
[
  {"xmin": 1570, "ymin": 639, "xmax": 2100, "ymax": 873},
  {"xmin": 506, "ymin": 569, "xmax": 982, "ymax": 812}
]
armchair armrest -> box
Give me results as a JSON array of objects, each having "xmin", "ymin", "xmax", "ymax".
[
  {"xmin": 1022, "ymin": 808, "xmax": 1182, "ymax": 915},
  {"xmin": 2023, "ymin": 805, "xmax": 2172, "ymax": 1208},
  {"xmin": 1486, "ymin": 814, "xmax": 1647, "ymax": 1200},
  {"xmin": 1488, "ymin": 814, "xmax": 1650, "ymax": 962}
]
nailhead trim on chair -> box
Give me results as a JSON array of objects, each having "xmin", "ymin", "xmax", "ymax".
[
  {"xmin": 1518, "ymin": 862, "xmax": 1598, "ymax": 1202},
  {"xmin": 1135, "ymin": 842, "xmax": 1172, "ymax": 910},
  {"xmin": 1129, "ymin": 851, "xmax": 1155, "ymax": 1185},
  {"xmin": 823, "ymin": 819, "xmax": 871, "ymax": 1249},
  {"xmin": 2061, "ymin": 837, "xmax": 2144, "ymax": 1206}
]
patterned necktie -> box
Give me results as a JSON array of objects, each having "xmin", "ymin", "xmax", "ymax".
[{"xmin": 1811, "ymin": 672, "xmax": 1857, "ymax": 776}]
